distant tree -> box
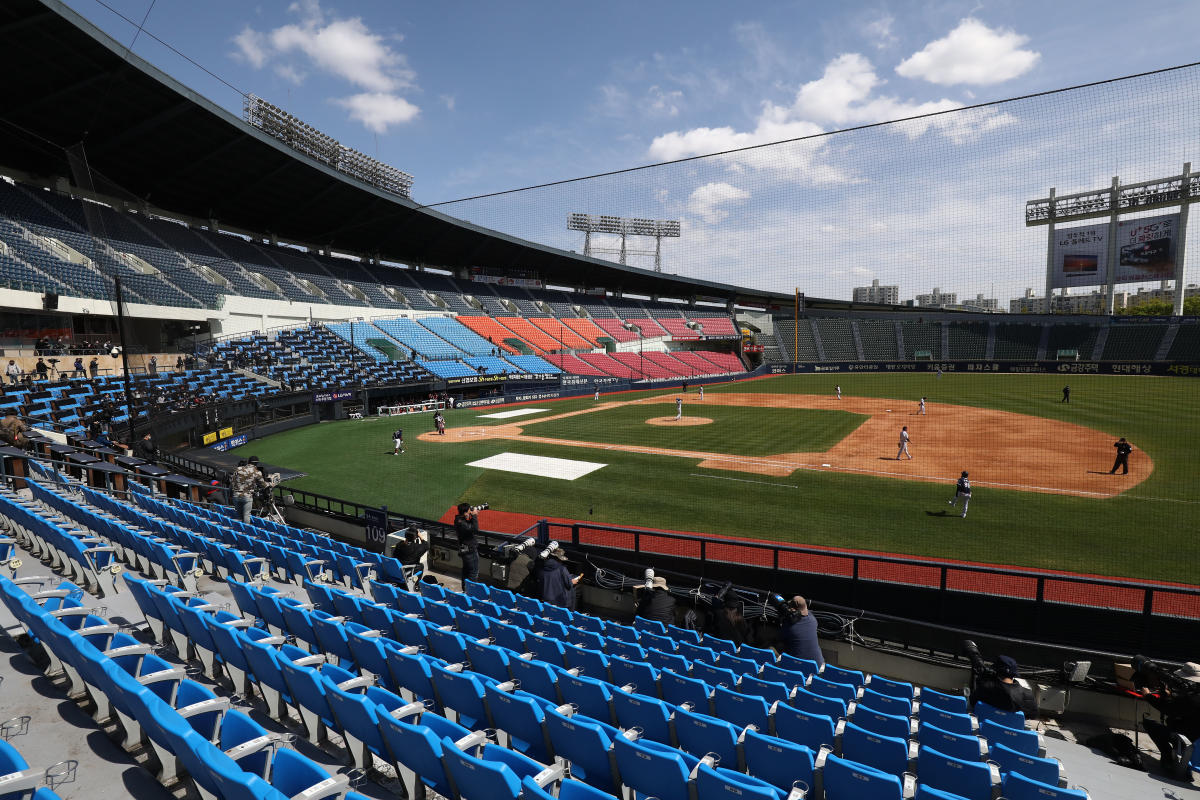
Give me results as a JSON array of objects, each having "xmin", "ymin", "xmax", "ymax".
[{"xmin": 1118, "ymin": 296, "xmax": 1200, "ymax": 316}]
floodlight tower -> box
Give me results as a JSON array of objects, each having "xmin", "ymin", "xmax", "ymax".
[{"xmin": 568, "ymin": 213, "xmax": 681, "ymax": 271}]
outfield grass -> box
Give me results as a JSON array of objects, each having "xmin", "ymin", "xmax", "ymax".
[
  {"xmin": 523, "ymin": 403, "xmax": 867, "ymax": 456},
  {"xmin": 249, "ymin": 373, "xmax": 1200, "ymax": 584}
]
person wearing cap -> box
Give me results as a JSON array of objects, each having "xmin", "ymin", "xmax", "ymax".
[
  {"xmin": 635, "ymin": 575, "xmax": 677, "ymax": 626},
  {"xmin": 1110, "ymin": 437, "xmax": 1133, "ymax": 475},
  {"xmin": 948, "ymin": 470, "xmax": 972, "ymax": 518},
  {"xmin": 963, "ymin": 640, "xmax": 1035, "ymax": 714},
  {"xmin": 537, "ymin": 547, "xmax": 579, "ymax": 610},
  {"xmin": 777, "ymin": 595, "xmax": 824, "ymax": 668},
  {"xmin": 230, "ymin": 456, "xmax": 268, "ymax": 523},
  {"xmin": 391, "ymin": 524, "xmax": 429, "ymax": 569}
]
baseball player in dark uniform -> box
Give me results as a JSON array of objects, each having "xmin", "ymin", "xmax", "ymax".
[
  {"xmin": 392, "ymin": 428, "xmax": 405, "ymax": 455},
  {"xmin": 1062, "ymin": 384, "xmax": 1070, "ymax": 403},
  {"xmin": 948, "ymin": 470, "xmax": 972, "ymax": 517},
  {"xmin": 1110, "ymin": 437, "xmax": 1132, "ymax": 475}
]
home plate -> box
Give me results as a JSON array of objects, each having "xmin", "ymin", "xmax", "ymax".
[
  {"xmin": 467, "ymin": 452, "xmax": 606, "ymax": 480},
  {"xmin": 822, "ymin": 463, "xmax": 831, "ymax": 467},
  {"xmin": 478, "ymin": 408, "xmax": 549, "ymax": 419}
]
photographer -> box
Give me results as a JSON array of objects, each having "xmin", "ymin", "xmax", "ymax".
[
  {"xmin": 775, "ymin": 595, "xmax": 824, "ymax": 668},
  {"xmin": 391, "ymin": 524, "xmax": 429, "ymax": 571},
  {"xmin": 454, "ymin": 502, "xmax": 480, "ymax": 582},
  {"xmin": 537, "ymin": 546, "xmax": 580, "ymax": 611},
  {"xmin": 230, "ymin": 456, "xmax": 268, "ymax": 523},
  {"xmin": 635, "ymin": 573, "xmax": 676, "ymax": 626},
  {"xmin": 963, "ymin": 640, "xmax": 1035, "ymax": 715},
  {"xmin": 1134, "ymin": 656, "xmax": 1200, "ymax": 780},
  {"xmin": 712, "ymin": 595, "xmax": 750, "ymax": 648}
]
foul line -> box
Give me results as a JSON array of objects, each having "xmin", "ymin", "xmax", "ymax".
[{"xmin": 690, "ymin": 473, "xmax": 798, "ymax": 489}]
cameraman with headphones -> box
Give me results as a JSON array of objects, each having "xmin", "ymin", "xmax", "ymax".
[{"xmin": 774, "ymin": 594, "xmax": 824, "ymax": 668}]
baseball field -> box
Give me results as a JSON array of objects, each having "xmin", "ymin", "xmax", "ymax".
[{"xmin": 248, "ymin": 372, "xmax": 1200, "ymax": 585}]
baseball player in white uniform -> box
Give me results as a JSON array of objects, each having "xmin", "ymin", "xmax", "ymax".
[
  {"xmin": 948, "ymin": 470, "xmax": 972, "ymax": 517},
  {"xmin": 699, "ymin": 385, "xmax": 704, "ymax": 401},
  {"xmin": 918, "ymin": 397, "xmax": 926, "ymax": 415},
  {"xmin": 835, "ymin": 384, "xmax": 841, "ymax": 399},
  {"xmin": 675, "ymin": 397, "xmax": 682, "ymax": 421},
  {"xmin": 594, "ymin": 388, "xmax": 600, "ymax": 401},
  {"xmin": 896, "ymin": 426, "xmax": 912, "ymax": 460}
]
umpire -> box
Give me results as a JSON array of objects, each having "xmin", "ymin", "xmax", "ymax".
[{"xmin": 1110, "ymin": 437, "xmax": 1133, "ymax": 475}]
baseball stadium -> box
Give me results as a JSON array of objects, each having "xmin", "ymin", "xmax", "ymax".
[{"xmin": 0, "ymin": 1, "xmax": 1198, "ymax": 799}]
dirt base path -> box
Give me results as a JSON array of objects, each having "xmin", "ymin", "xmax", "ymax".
[{"xmin": 422, "ymin": 392, "xmax": 1149, "ymax": 498}]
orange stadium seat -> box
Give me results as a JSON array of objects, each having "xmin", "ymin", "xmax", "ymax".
[
  {"xmin": 454, "ymin": 317, "xmax": 523, "ymax": 354},
  {"xmin": 528, "ymin": 318, "xmax": 593, "ymax": 349}
]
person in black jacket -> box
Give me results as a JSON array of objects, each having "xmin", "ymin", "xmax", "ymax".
[
  {"xmin": 777, "ymin": 595, "xmax": 824, "ymax": 668},
  {"xmin": 964, "ymin": 640, "xmax": 1035, "ymax": 714},
  {"xmin": 1110, "ymin": 437, "xmax": 1133, "ymax": 475},
  {"xmin": 537, "ymin": 548, "xmax": 579, "ymax": 610},
  {"xmin": 711, "ymin": 596, "xmax": 750, "ymax": 647},
  {"xmin": 391, "ymin": 524, "xmax": 428, "ymax": 564},
  {"xmin": 454, "ymin": 503, "xmax": 480, "ymax": 581},
  {"xmin": 635, "ymin": 576, "xmax": 676, "ymax": 626}
]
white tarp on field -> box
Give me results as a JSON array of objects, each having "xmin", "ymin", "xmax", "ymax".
[
  {"xmin": 477, "ymin": 408, "xmax": 550, "ymax": 419},
  {"xmin": 466, "ymin": 452, "xmax": 606, "ymax": 480}
]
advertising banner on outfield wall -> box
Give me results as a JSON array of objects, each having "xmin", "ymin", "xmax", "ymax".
[
  {"xmin": 1050, "ymin": 213, "xmax": 1179, "ymax": 288},
  {"xmin": 762, "ymin": 360, "xmax": 1200, "ymax": 377}
]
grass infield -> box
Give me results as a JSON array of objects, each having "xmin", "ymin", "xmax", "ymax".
[{"xmin": 250, "ymin": 372, "xmax": 1200, "ymax": 584}]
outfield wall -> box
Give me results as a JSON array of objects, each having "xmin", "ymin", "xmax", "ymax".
[{"xmin": 763, "ymin": 360, "xmax": 1200, "ymax": 377}]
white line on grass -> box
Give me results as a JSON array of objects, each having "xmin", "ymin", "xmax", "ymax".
[{"xmin": 689, "ymin": 474, "xmax": 797, "ymax": 489}]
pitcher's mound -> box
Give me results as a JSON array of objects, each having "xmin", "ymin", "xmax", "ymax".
[{"xmin": 646, "ymin": 416, "xmax": 713, "ymax": 426}]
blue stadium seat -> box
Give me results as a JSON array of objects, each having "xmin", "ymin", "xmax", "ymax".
[
  {"xmin": 917, "ymin": 745, "xmax": 998, "ymax": 800},
  {"xmin": 661, "ymin": 669, "xmax": 713, "ymax": 712},
  {"xmin": 611, "ymin": 689, "xmax": 675, "ymax": 745},
  {"xmin": 916, "ymin": 720, "xmax": 985, "ymax": 762},
  {"xmin": 808, "ymin": 675, "xmax": 858, "ymax": 705},
  {"xmin": 860, "ymin": 686, "xmax": 914, "ymax": 718},
  {"xmin": 821, "ymin": 752, "xmax": 905, "ymax": 800},
  {"xmin": 509, "ymin": 657, "xmax": 562, "ymax": 705},
  {"xmin": 613, "ymin": 734, "xmax": 696, "ymax": 800},
  {"xmin": 867, "ymin": 674, "xmax": 916, "ymax": 701},
  {"xmin": 999, "ymin": 771, "xmax": 1089, "ymax": 800},
  {"xmin": 695, "ymin": 760, "xmax": 792, "ymax": 800},
  {"xmin": 431, "ymin": 664, "xmax": 492, "ymax": 731},
  {"xmin": 692, "ymin": 660, "xmax": 739, "ymax": 689},
  {"xmin": 788, "ymin": 685, "xmax": 848, "ymax": 720},
  {"xmin": 777, "ymin": 653, "xmax": 820, "ymax": 675},
  {"xmin": 921, "ymin": 687, "xmax": 969, "ymax": 714},
  {"xmin": 760, "ymin": 663, "xmax": 809, "ymax": 692},
  {"xmin": 739, "ymin": 675, "xmax": 793, "ymax": 706},
  {"xmin": 463, "ymin": 639, "xmax": 513, "ymax": 684},
  {"xmin": 853, "ymin": 703, "xmax": 913, "ymax": 740},
  {"xmin": 974, "ymin": 701, "xmax": 1026, "ymax": 731},
  {"xmin": 772, "ymin": 704, "xmax": 838, "ymax": 753},
  {"xmin": 442, "ymin": 738, "xmax": 547, "ymax": 800},
  {"xmin": 841, "ymin": 721, "xmax": 911, "ymax": 778},
  {"xmin": 919, "ymin": 705, "xmax": 976, "ymax": 736},
  {"xmin": 558, "ymin": 671, "xmax": 616, "ymax": 726},
  {"xmin": 980, "ymin": 718, "xmax": 1042, "ymax": 756},
  {"xmin": 987, "ymin": 741, "xmax": 1063, "ymax": 786},
  {"xmin": 741, "ymin": 727, "xmax": 817, "ymax": 798},
  {"xmin": 485, "ymin": 685, "xmax": 554, "ymax": 762},
  {"xmin": 673, "ymin": 707, "xmax": 741, "ymax": 767},
  {"xmin": 822, "ymin": 664, "xmax": 865, "ymax": 687},
  {"xmin": 543, "ymin": 706, "xmax": 622, "ymax": 794},
  {"xmin": 647, "ymin": 648, "xmax": 691, "ymax": 675},
  {"xmin": 608, "ymin": 654, "xmax": 659, "ymax": 695},
  {"xmin": 385, "ymin": 648, "xmax": 439, "ymax": 707},
  {"xmin": 377, "ymin": 709, "xmax": 471, "ymax": 800},
  {"xmin": 713, "ymin": 684, "xmax": 770, "ymax": 730},
  {"xmin": 521, "ymin": 774, "xmax": 617, "ymax": 800}
]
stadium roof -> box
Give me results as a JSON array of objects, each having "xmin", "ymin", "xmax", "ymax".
[{"xmin": 0, "ymin": 0, "xmax": 807, "ymax": 308}]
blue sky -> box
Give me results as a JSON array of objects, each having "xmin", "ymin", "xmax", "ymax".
[{"xmin": 62, "ymin": 0, "xmax": 1200, "ymax": 302}]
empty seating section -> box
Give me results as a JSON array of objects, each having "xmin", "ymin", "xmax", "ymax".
[
  {"xmin": 579, "ymin": 353, "xmax": 639, "ymax": 378},
  {"xmin": 993, "ymin": 324, "xmax": 1042, "ymax": 360},
  {"xmin": 324, "ymin": 322, "xmax": 390, "ymax": 361},
  {"xmin": 592, "ymin": 318, "xmax": 640, "ymax": 343},
  {"xmin": 529, "ymin": 318, "xmax": 594, "ymax": 348},
  {"xmin": 373, "ymin": 317, "xmax": 465, "ymax": 359},
  {"xmin": 544, "ymin": 354, "xmax": 609, "ymax": 376},
  {"xmin": 815, "ymin": 318, "xmax": 858, "ymax": 360},
  {"xmin": 1168, "ymin": 322, "xmax": 1200, "ymax": 360},
  {"xmin": 560, "ymin": 317, "xmax": 608, "ymax": 346},
  {"xmin": 901, "ymin": 321, "xmax": 942, "ymax": 360},
  {"xmin": 657, "ymin": 318, "xmax": 700, "ymax": 338},
  {"xmin": 690, "ymin": 315, "xmax": 738, "ymax": 336},
  {"xmin": 858, "ymin": 320, "xmax": 899, "ymax": 360},
  {"xmin": 508, "ymin": 355, "xmax": 562, "ymax": 374},
  {"xmin": 0, "ymin": 468, "xmax": 1098, "ymax": 800},
  {"xmin": 947, "ymin": 323, "xmax": 989, "ymax": 360},
  {"xmin": 611, "ymin": 352, "xmax": 676, "ymax": 379},
  {"xmin": 455, "ymin": 317, "xmax": 525, "ymax": 353},
  {"xmin": 1100, "ymin": 324, "xmax": 1167, "ymax": 360},
  {"xmin": 774, "ymin": 321, "xmax": 820, "ymax": 361},
  {"xmin": 1046, "ymin": 324, "xmax": 1100, "ymax": 359},
  {"xmin": 625, "ymin": 318, "xmax": 669, "ymax": 337}
]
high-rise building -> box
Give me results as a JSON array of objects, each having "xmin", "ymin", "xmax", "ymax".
[
  {"xmin": 853, "ymin": 279, "xmax": 899, "ymax": 305},
  {"xmin": 914, "ymin": 288, "xmax": 957, "ymax": 308}
]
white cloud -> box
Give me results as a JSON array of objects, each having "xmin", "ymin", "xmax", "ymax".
[
  {"xmin": 232, "ymin": 26, "xmax": 268, "ymax": 68},
  {"xmin": 863, "ymin": 15, "xmax": 897, "ymax": 49},
  {"xmin": 231, "ymin": 1, "xmax": 420, "ymax": 132},
  {"xmin": 644, "ymin": 86, "xmax": 683, "ymax": 117},
  {"xmin": 687, "ymin": 182, "xmax": 750, "ymax": 224},
  {"xmin": 440, "ymin": 94, "xmax": 456, "ymax": 111},
  {"xmin": 648, "ymin": 52, "xmax": 1014, "ymax": 181},
  {"xmin": 335, "ymin": 92, "xmax": 420, "ymax": 133},
  {"xmin": 896, "ymin": 18, "xmax": 1040, "ymax": 86}
]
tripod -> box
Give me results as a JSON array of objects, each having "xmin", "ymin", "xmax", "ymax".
[{"xmin": 254, "ymin": 492, "xmax": 287, "ymax": 525}]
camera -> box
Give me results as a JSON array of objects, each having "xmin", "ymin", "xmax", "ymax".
[
  {"xmin": 469, "ymin": 503, "xmax": 489, "ymax": 513},
  {"xmin": 769, "ymin": 592, "xmax": 800, "ymax": 623}
]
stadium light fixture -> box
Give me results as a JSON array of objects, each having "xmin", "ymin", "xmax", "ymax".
[
  {"xmin": 243, "ymin": 95, "xmax": 414, "ymax": 199},
  {"xmin": 568, "ymin": 213, "xmax": 681, "ymax": 271}
]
